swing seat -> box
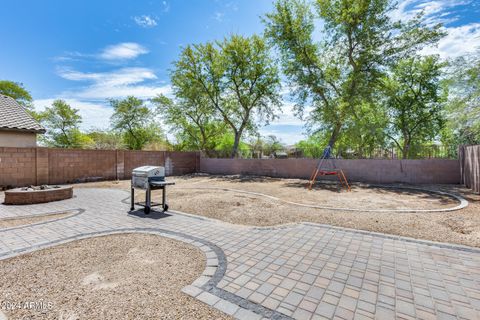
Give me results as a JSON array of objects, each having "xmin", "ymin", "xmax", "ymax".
[
  {"xmin": 318, "ymin": 170, "xmax": 339, "ymax": 175},
  {"xmin": 308, "ymin": 168, "xmax": 351, "ymax": 191},
  {"xmin": 307, "ymin": 146, "xmax": 351, "ymax": 192}
]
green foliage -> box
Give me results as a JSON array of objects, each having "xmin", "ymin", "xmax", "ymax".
[
  {"xmin": 86, "ymin": 130, "xmax": 125, "ymax": 149},
  {"xmin": 39, "ymin": 99, "xmax": 89, "ymax": 148},
  {"xmin": 171, "ymin": 34, "xmax": 281, "ymax": 157},
  {"xmin": 0, "ymin": 80, "xmax": 33, "ymax": 110},
  {"xmin": 381, "ymin": 56, "xmax": 447, "ymax": 158},
  {"xmin": 123, "ymin": 123, "xmax": 165, "ymax": 151},
  {"xmin": 214, "ymin": 132, "xmax": 251, "ymax": 157},
  {"xmin": 152, "ymin": 94, "xmax": 227, "ymax": 155},
  {"xmin": 3, "ymin": 2, "xmax": 471, "ymax": 157},
  {"xmin": 443, "ymin": 53, "xmax": 480, "ymax": 145},
  {"xmin": 263, "ymin": 0, "xmax": 445, "ymax": 148},
  {"xmin": 248, "ymin": 135, "xmax": 285, "ymax": 156},
  {"xmin": 110, "ymin": 96, "xmax": 164, "ymax": 150},
  {"xmin": 295, "ymin": 133, "xmax": 327, "ymax": 158}
]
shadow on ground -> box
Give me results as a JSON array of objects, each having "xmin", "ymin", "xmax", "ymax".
[{"xmin": 128, "ymin": 210, "xmax": 172, "ymax": 220}]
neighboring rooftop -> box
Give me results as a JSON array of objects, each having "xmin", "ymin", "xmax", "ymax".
[{"xmin": 0, "ymin": 94, "xmax": 45, "ymax": 133}]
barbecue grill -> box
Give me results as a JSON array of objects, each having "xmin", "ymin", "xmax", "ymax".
[{"xmin": 130, "ymin": 166, "xmax": 175, "ymax": 214}]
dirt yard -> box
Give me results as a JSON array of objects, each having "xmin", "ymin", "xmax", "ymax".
[
  {"xmin": 0, "ymin": 212, "xmax": 72, "ymax": 229},
  {"xmin": 0, "ymin": 233, "xmax": 230, "ymax": 320},
  {"xmin": 76, "ymin": 175, "xmax": 480, "ymax": 248}
]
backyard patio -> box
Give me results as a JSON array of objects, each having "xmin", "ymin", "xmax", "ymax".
[
  {"xmin": 1, "ymin": 174, "xmax": 479, "ymax": 319},
  {"xmin": 2, "ymin": 0, "xmax": 480, "ymax": 318},
  {"xmin": 78, "ymin": 174, "xmax": 479, "ymax": 247}
]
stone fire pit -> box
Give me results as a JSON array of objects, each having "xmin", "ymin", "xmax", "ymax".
[{"xmin": 4, "ymin": 185, "xmax": 73, "ymax": 205}]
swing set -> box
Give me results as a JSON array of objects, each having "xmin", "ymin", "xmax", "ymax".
[{"xmin": 307, "ymin": 146, "xmax": 351, "ymax": 191}]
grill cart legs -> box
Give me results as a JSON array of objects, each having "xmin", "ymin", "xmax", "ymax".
[
  {"xmin": 145, "ymin": 184, "xmax": 152, "ymax": 214},
  {"xmin": 130, "ymin": 166, "xmax": 175, "ymax": 214},
  {"xmin": 130, "ymin": 183, "xmax": 171, "ymax": 214},
  {"xmin": 162, "ymin": 187, "xmax": 168, "ymax": 212},
  {"xmin": 130, "ymin": 186, "xmax": 135, "ymax": 211}
]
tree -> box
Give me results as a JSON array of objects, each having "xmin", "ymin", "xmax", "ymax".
[
  {"xmin": 249, "ymin": 134, "xmax": 284, "ymax": 156},
  {"xmin": 152, "ymin": 94, "xmax": 227, "ymax": 155},
  {"xmin": 0, "ymin": 80, "xmax": 33, "ymax": 110},
  {"xmin": 39, "ymin": 99, "xmax": 88, "ymax": 148},
  {"xmin": 171, "ymin": 34, "xmax": 282, "ymax": 158},
  {"xmin": 295, "ymin": 133, "xmax": 325, "ymax": 158},
  {"xmin": 263, "ymin": 0, "xmax": 444, "ymax": 149},
  {"xmin": 130, "ymin": 122, "xmax": 166, "ymax": 151},
  {"xmin": 443, "ymin": 53, "xmax": 480, "ymax": 145},
  {"xmin": 214, "ymin": 132, "xmax": 251, "ymax": 157},
  {"xmin": 86, "ymin": 130, "xmax": 125, "ymax": 149},
  {"xmin": 110, "ymin": 96, "xmax": 163, "ymax": 150},
  {"xmin": 381, "ymin": 56, "xmax": 446, "ymax": 159}
]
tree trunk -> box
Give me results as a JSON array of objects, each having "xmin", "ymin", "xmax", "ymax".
[
  {"xmin": 231, "ymin": 131, "xmax": 241, "ymax": 159},
  {"xmin": 327, "ymin": 123, "xmax": 342, "ymax": 149},
  {"xmin": 402, "ymin": 142, "xmax": 410, "ymax": 159}
]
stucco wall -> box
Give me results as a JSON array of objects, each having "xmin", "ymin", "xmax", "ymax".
[
  {"xmin": 200, "ymin": 158, "xmax": 461, "ymax": 184},
  {"xmin": 0, "ymin": 131, "xmax": 37, "ymax": 147}
]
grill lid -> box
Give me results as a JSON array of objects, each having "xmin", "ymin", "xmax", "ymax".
[{"xmin": 132, "ymin": 166, "xmax": 165, "ymax": 178}]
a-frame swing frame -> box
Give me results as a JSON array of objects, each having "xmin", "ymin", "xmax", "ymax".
[{"xmin": 307, "ymin": 146, "xmax": 351, "ymax": 191}]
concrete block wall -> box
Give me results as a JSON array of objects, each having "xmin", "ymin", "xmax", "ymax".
[
  {"xmin": 123, "ymin": 151, "xmax": 166, "ymax": 179},
  {"xmin": 199, "ymin": 158, "xmax": 461, "ymax": 184},
  {"xmin": 166, "ymin": 152, "xmax": 200, "ymax": 176},
  {"xmin": 48, "ymin": 149, "xmax": 117, "ymax": 184},
  {"xmin": 0, "ymin": 147, "xmax": 200, "ymax": 187},
  {"xmin": 0, "ymin": 147, "xmax": 464, "ymax": 187},
  {"xmin": 0, "ymin": 147, "xmax": 37, "ymax": 187}
]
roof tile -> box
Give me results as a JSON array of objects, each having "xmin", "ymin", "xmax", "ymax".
[{"xmin": 0, "ymin": 94, "xmax": 45, "ymax": 133}]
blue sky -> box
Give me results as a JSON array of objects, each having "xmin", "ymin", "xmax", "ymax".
[{"xmin": 1, "ymin": 0, "xmax": 479, "ymax": 144}]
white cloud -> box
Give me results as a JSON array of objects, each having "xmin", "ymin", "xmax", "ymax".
[
  {"xmin": 34, "ymin": 99, "xmax": 114, "ymax": 131},
  {"xmin": 259, "ymin": 126, "xmax": 307, "ymax": 145},
  {"xmin": 53, "ymin": 43, "xmax": 149, "ymax": 62},
  {"xmin": 162, "ymin": 1, "xmax": 170, "ymax": 13},
  {"xmin": 390, "ymin": 0, "xmax": 471, "ymax": 25},
  {"xmin": 133, "ymin": 15, "xmax": 158, "ymax": 28},
  {"xmin": 58, "ymin": 67, "xmax": 155, "ymax": 86},
  {"xmin": 213, "ymin": 11, "xmax": 225, "ymax": 22},
  {"xmin": 56, "ymin": 67, "xmax": 171, "ymax": 100},
  {"xmin": 421, "ymin": 23, "xmax": 480, "ymax": 59},
  {"xmin": 99, "ymin": 42, "xmax": 149, "ymax": 60},
  {"xmin": 269, "ymin": 102, "xmax": 304, "ymax": 126},
  {"xmin": 389, "ymin": 0, "xmax": 479, "ymax": 59},
  {"xmin": 52, "ymin": 51, "xmax": 89, "ymax": 62}
]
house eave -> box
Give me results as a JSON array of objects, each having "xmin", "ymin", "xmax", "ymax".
[{"xmin": 0, "ymin": 127, "xmax": 46, "ymax": 134}]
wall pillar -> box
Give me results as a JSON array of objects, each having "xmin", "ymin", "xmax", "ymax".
[
  {"xmin": 35, "ymin": 147, "xmax": 49, "ymax": 185},
  {"xmin": 164, "ymin": 151, "xmax": 173, "ymax": 176},
  {"xmin": 116, "ymin": 150, "xmax": 125, "ymax": 180}
]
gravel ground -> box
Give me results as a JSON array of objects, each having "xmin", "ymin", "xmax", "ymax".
[
  {"xmin": 0, "ymin": 212, "xmax": 72, "ymax": 229},
  {"xmin": 76, "ymin": 175, "xmax": 480, "ymax": 247},
  {"xmin": 0, "ymin": 234, "xmax": 230, "ymax": 320}
]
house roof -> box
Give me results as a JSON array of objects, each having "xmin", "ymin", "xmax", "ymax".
[{"xmin": 0, "ymin": 94, "xmax": 45, "ymax": 133}]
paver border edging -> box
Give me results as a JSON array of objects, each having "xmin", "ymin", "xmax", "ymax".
[
  {"xmin": 301, "ymin": 222, "xmax": 480, "ymax": 254},
  {"xmin": 123, "ymin": 189, "xmax": 479, "ymax": 253},
  {"xmin": 0, "ymin": 209, "xmax": 85, "ymax": 232},
  {"xmin": 0, "ymin": 227, "xmax": 288, "ymax": 320},
  {"xmin": 181, "ymin": 185, "xmax": 468, "ymax": 213},
  {"xmin": 165, "ymin": 208, "xmax": 480, "ymax": 254}
]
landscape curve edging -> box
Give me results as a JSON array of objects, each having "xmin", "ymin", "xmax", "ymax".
[
  {"xmin": 182, "ymin": 185, "xmax": 468, "ymax": 213},
  {"xmin": 0, "ymin": 208, "xmax": 85, "ymax": 232},
  {"xmin": 0, "ymin": 227, "xmax": 285, "ymax": 320}
]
